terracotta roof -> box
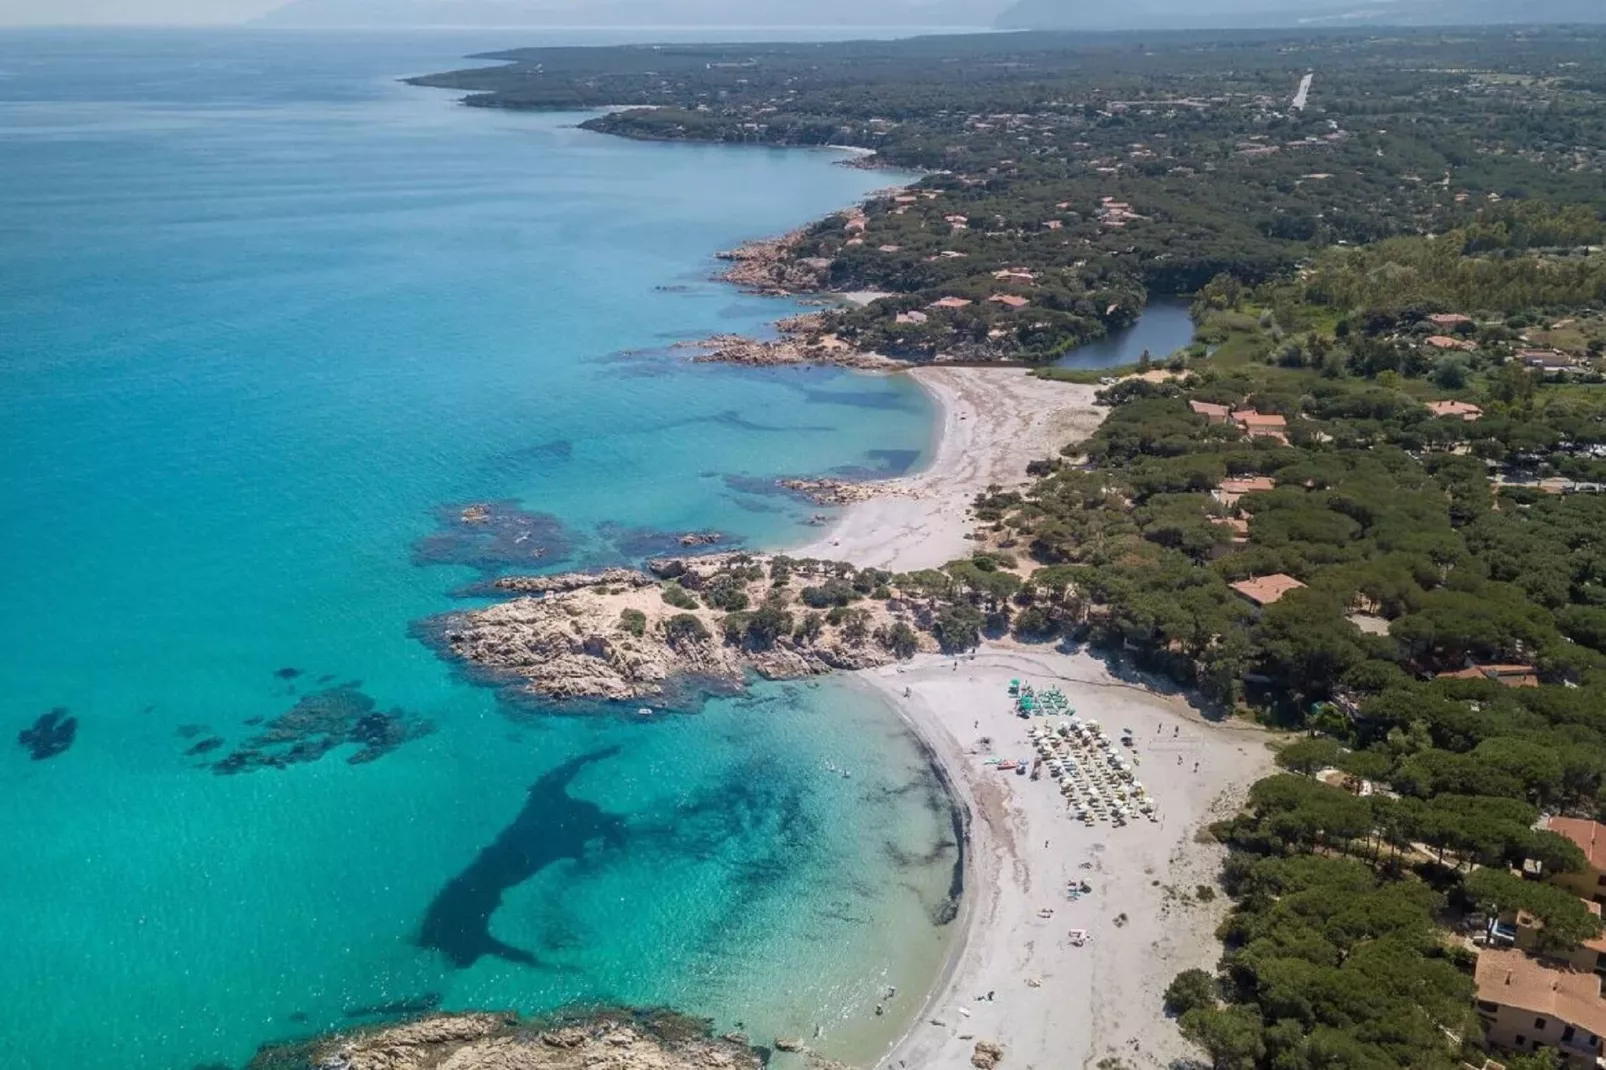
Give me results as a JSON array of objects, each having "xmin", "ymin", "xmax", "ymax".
[
  {"xmin": 1190, "ymin": 400, "xmax": 1232, "ymax": 419},
  {"xmin": 1230, "ymin": 574, "xmax": 1306, "ymax": 606},
  {"xmin": 928, "ymin": 297, "xmax": 972, "ymax": 309},
  {"xmin": 1547, "ymin": 817, "xmax": 1606, "ymax": 870},
  {"xmin": 1207, "ymin": 514, "xmax": 1246, "ymax": 536},
  {"xmin": 1436, "ymin": 664, "xmax": 1539, "ymax": 688},
  {"xmin": 1429, "ymin": 313, "xmax": 1473, "ymax": 327},
  {"xmin": 1232, "ymin": 410, "xmax": 1288, "ymax": 429},
  {"xmin": 1426, "ymin": 400, "xmax": 1483, "ymax": 420},
  {"xmin": 1475, "ymin": 948, "xmax": 1606, "ymax": 1037},
  {"xmin": 1426, "ymin": 335, "xmax": 1475, "ymax": 350},
  {"xmin": 1219, "ymin": 477, "xmax": 1276, "ymax": 495},
  {"xmin": 989, "ymin": 294, "xmax": 1029, "ymax": 309}
]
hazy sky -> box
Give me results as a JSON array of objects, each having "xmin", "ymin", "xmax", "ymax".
[{"xmin": 0, "ymin": 0, "xmax": 280, "ymax": 24}]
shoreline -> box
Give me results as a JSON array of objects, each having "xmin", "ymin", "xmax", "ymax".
[
  {"xmin": 786, "ymin": 367, "xmax": 1104, "ymax": 572},
  {"xmin": 854, "ymin": 648, "xmax": 1273, "ymax": 1070}
]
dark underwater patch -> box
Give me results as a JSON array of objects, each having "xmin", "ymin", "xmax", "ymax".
[
  {"xmin": 17, "ymin": 707, "xmax": 76, "ymax": 761},
  {"xmin": 273, "ymin": 667, "xmax": 302, "ymax": 680},
  {"xmin": 210, "ymin": 685, "xmax": 433, "ymax": 775},
  {"xmin": 411, "ymin": 500, "xmax": 576, "ymax": 574},
  {"xmin": 418, "ymin": 747, "xmax": 626, "ymax": 968},
  {"xmin": 800, "ymin": 386, "xmax": 922, "ymax": 411},
  {"xmin": 594, "ymin": 521, "xmax": 741, "ymax": 562},
  {"xmin": 829, "ymin": 448, "xmax": 920, "ymax": 480}
]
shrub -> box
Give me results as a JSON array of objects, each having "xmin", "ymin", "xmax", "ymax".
[
  {"xmin": 933, "ymin": 603, "xmax": 985, "ymax": 652},
  {"xmin": 703, "ymin": 574, "xmax": 751, "ymax": 612},
  {"xmin": 618, "ymin": 609, "xmax": 647, "ymax": 637},
  {"xmin": 882, "ymin": 620, "xmax": 920, "ymax": 658},
  {"xmin": 800, "ymin": 579, "xmax": 858, "ymax": 609},
  {"xmin": 1163, "ymin": 968, "xmax": 1218, "ymax": 1016},
  {"xmin": 661, "ymin": 583, "xmax": 698, "ymax": 610},
  {"xmin": 796, "ymin": 612, "xmax": 824, "ymax": 642},
  {"xmin": 664, "ymin": 613, "xmax": 710, "ymax": 644}
]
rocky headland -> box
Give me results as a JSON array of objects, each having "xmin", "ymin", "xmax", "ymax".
[
  {"xmin": 245, "ymin": 1010, "xmax": 762, "ymax": 1070},
  {"xmin": 713, "ymin": 230, "xmax": 828, "ymax": 295},
  {"xmin": 431, "ymin": 553, "xmax": 943, "ymax": 702},
  {"xmin": 678, "ymin": 329, "xmax": 898, "ymax": 371}
]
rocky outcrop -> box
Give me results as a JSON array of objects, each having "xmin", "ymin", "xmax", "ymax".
[
  {"xmin": 972, "ymin": 1041, "xmax": 1005, "ymax": 1069},
  {"xmin": 776, "ymin": 478, "xmax": 883, "ymax": 506},
  {"xmin": 432, "ymin": 553, "xmax": 932, "ymax": 701},
  {"xmin": 678, "ymin": 333, "xmax": 897, "ymax": 371},
  {"xmin": 714, "ymin": 231, "xmax": 829, "ymax": 295},
  {"xmin": 247, "ymin": 1011, "xmax": 761, "ymax": 1070},
  {"xmin": 492, "ymin": 569, "xmax": 655, "ymax": 596}
]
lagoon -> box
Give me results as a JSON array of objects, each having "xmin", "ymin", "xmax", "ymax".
[{"xmin": 1053, "ymin": 296, "xmax": 1198, "ymax": 370}]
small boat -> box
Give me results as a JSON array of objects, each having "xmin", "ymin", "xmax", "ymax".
[{"xmin": 636, "ymin": 707, "xmax": 653, "ymax": 718}]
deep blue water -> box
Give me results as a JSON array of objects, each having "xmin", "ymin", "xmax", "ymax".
[{"xmin": 0, "ymin": 30, "xmax": 959, "ymax": 1070}]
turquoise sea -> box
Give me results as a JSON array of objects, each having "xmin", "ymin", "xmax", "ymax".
[{"xmin": 0, "ymin": 30, "xmax": 962, "ymax": 1070}]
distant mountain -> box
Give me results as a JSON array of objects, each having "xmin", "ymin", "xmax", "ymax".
[
  {"xmin": 993, "ymin": 0, "xmax": 1606, "ymax": 29},
  {"xmin": 255, "ymin": 0, "xmax": 1010, "ymax": 27}
]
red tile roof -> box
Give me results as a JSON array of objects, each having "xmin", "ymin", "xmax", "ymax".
[
  {"xmin": 1230, "ymin": 574, "xmax": 1306, "ymax": 606},
  {"xmin": 1546, "ymin": 817, "xmax": 1606, "ymax": 869},
  {"xmin": 1475, "ymin": 948, "xmax": 1606, "ymax": 1036}
]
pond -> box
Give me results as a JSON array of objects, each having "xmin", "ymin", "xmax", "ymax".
[{"xmin": 1053, "ymin": 295, "xmax": 1197, "ymax": 370}]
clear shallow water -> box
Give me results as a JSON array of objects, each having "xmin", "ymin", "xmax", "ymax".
[
  {"xmin": 1052, "ymin": 295, "xmax": 1197, "ymax": 369},
  {"xmin": 0, "ymin": 30, "xmax": 956, "ymax": 1070}
]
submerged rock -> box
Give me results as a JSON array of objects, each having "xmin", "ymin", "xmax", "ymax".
[
  {"xmin": 412, "ymin": 500, "xmax": 575, "ymax": 574},
  {"xmin": 211, "ymin": 685, "xmax": 432, "ymax": 775},
  {"xmin": 247, "ymin": 1009, "xmax": 759, "ymax": 1070},
  {"xmin": 17, "ymin": 707, "xmax": 77, "ymax": 761}
]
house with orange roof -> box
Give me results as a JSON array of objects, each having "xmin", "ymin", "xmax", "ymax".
[
  {"xmin": 1189, "ymin": 400, "xmax": 1232, "ymax": 424},
  {"xmin": 1540, "ymin": 818, "xmax": 1606, "ymax": 904},
  {"xmin": 1211, "ymin": 516, "xmax": 1250, "ymax": 543},
  {"xmin": 989, "ymin": 294, "xmax": 1029, "ymax": 309},
  {"xmin": 1430, "ymin": 313, "xmax": 1474, "ymax": 328},
  {"xmin": 1427, "ymin": 400, "xmax": 1484, "ymax": 421},
  {"xmin": 1427, "ymin": 335, "xmax": 1477, "ymax": 351},
  {"xmin": 1232, "ymin": 410, "xmax": 1288, "ymax": 432},
  {"xmin": 928, "ymin": 297, "xmax": 972, "ymax": 310},
  {"xmin": 1212, "ymin": 476, "xmax": 1276, "ymax": 508},
  {"xmin": 1230, "ymin": 574, "xmax": 1306, "ymax": 607},
  {"xmin": 1437, "ymin": 664, "xmax": 1539, "ymax": 688},
  {"xmin": 894, "ymin": 310, "xmax": 928, "ymax": 325},
  {"xmin": 992, "ymin": 268, "xmax": 1037, "ymax": 282},
  {"xmin": 1504, "ymin": 899, "xmax": 1606, "ymax": 976},
  {"xmin": 1474, "ymin": 948, "xmax": 1606, "ymax": 1068}
]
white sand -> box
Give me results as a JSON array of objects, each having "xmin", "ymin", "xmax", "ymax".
[
  {"xmin": 855, "ymin": 647, "xmax": 1274, "ymax": 1070},
  {"xmin": 789, "ymin": 368, "xmax": 1103, "ymax": 572}
]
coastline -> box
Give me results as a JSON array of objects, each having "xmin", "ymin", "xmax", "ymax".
[
  {"xmin": 856, "ymin": 648, "xmax": 1273, "ymax": 1070},
  {"xmin": 787, "ymin": 367, "xmax": 1104, "ymax": 571}
]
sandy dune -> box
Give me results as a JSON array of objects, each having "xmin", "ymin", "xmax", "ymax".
[
  {"xmin": 788, "ymin": 368, "xmax": 1103, "ymax": 572},
  {"xmin": 854, "ymin": 647, "xmax": 1273, "ymax": 1070}
]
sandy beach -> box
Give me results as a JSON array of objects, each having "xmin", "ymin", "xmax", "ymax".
[
  {"xmin": 855, "ymin": 647, "xmax": 1273, "ymax": 1070},
  {"xmin": 789, "ymin": 368, "xmax": 1104, "ymax": 571}
]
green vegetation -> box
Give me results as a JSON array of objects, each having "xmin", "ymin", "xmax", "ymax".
[
  {"xmin": 416, "ymin": 29, "xmax": 1606, "ymax": 1070},
  {"xmin": 415, "ymin": 27, "xmax": 1606, "ymax": 361},
  {"xmin": 660, "ymin": 583, "xmax": 699, "ymax": 610},
  {"xmin": 618, "ymin": 608, "xmax": 647, "ymax": 637}
]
